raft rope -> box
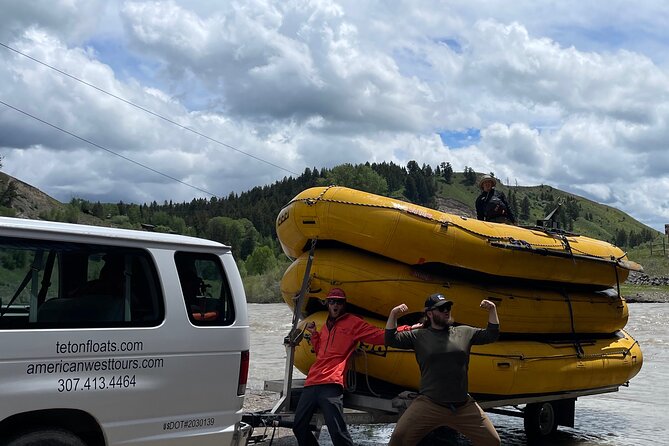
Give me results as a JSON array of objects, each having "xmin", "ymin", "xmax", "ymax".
[
  {"xmin": 293, "ymin": 192, "xmax": 626, "ymax": 265},
  {"xmin": 316, "ymin": 274, "xmax": 450, "ymax": 288},
  {"xmin": 557, "ymin": 233, "xmax": 575, "ymax": 263},
  {"xmin": 561, "ymin": 290, "xmax": 585, "ymax": 358},
  {"xmin": 347, "ymin": 348, "xmax": 382, "ymax": 398},
  {"xmin": 614, "ymin": 263, "xmax": 622, "ymax": 302},
  {"xmin": 378, "ymin": 339, "xmax": 639, "ymax": 361},
  {"xmin": 468, "ymin": 343, "xmax": 636, "ymax": 361}
]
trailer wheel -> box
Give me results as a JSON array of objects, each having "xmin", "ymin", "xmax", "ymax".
[
  {"xmin": 524, "ymin": 402, "xmax": 558, "ymax": 438},
  {"xmin": 6, "ymin": 429, "xmax": 87, "ymax": 446}
]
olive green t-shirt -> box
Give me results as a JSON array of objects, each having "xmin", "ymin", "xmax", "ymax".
[{"xmin": 385, "ymin": 323, "xmax": 499, "ymax": 404}]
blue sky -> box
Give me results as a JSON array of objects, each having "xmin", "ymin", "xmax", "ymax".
[
  {"xmin": 439, "ymin": 129, "xmax": 480, "ymax": 148},
  {"xmin": 1, "ymin": 0, "xmax": 669, "ymax": 231}
]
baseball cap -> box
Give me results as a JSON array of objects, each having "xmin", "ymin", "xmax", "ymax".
[
  {"xmin": 326, "ymin": 287, "xmax": 347, "ymax": 300},
  {"xmin": 424, "ymin": 293, "xmax": 453, "ymax": 311}
]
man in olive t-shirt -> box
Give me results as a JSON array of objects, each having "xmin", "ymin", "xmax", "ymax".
[{"xmin": 385, "ymin": 294, "xmax": 501, "ymax": 446}]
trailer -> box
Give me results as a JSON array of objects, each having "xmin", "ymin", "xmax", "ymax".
[
  {"xmin": 241, "ymin": 320, "xmax": 626, "ymax": 443},
  {"xmin": 241, "ymin": 243, "xmax": 629, "ymax": 444}
]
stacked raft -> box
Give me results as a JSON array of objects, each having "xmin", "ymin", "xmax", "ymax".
[{"xmin": 276, "ymin": 186, "xmax": 643, "ymax": 398}]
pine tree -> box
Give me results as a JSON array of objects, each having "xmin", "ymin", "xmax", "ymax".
[
  {"xmin": 520, "ymin": 196, "xmax": 531, "ymax": 221},
  {"xmin": 462, "ymin": 167, "xmax": 477, "ymax": 186},
  {"xmin": 441, "ymin": 162, "xmax": 453, "ymax": 184},
  {"xmin": 405, "ymin": 176, "xmax": 418, "ymax": 201},
  {"xmin": 509, "ymin": 190, "xmax": 519, "ymax": 218}
]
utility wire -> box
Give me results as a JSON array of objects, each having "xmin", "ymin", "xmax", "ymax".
[
  {"xmin": 0, "ymin": 99, "xmax": 218, "ymax": 197},
  {"xmin": 0, "ymin": 41, "xmax": 300, "ymax": 176}
]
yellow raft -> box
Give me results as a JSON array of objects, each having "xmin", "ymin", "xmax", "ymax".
[
  {"xmin": 295, "ymin": 312, "xmax": 643, "ymax": 398},
  {"xmin": 276, "ymin": 186, "xmax": 641, "ymax": 288},
  {"xmin": 281, "ymin": 248, "xmax": 629, "ymax": 334}
]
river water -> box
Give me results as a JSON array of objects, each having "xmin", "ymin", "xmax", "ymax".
[{"xmin": 247, "ymin": 303, "xmax": 668, "ymax": 445}]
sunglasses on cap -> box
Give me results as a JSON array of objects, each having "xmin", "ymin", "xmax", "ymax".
[{"xmin": 327, "ymin": 299, "xmax": 345, "ymax": 305}]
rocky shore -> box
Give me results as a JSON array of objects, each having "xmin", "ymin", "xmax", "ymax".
[
  {"xmin": 624, "ymin": 271, "xmax": 669, "ymax": 303},
  {"xmin": 625, "ymin": 271, "xmax": 669, "ymax": 287}
]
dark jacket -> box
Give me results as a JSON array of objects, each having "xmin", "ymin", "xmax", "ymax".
[{"xmin": 476, "ymin": 189, "xmax": 515, "ymax": 223}]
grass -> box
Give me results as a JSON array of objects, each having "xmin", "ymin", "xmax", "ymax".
[
  {"xmin": 620, "ymin": 283, "xmax": 668, "ymax": 295},
  {"xmin": 626, "ymin": 239, "xmax": 669, "ymax": 277}
]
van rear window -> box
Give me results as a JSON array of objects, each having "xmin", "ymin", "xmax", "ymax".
[
  {"xmin": 0, "ymin": 237, "xmax": 164, "ymax": 329},
  {"xmin": 175, "ymin": 252, "xmax": 235, "ymax": 326}
]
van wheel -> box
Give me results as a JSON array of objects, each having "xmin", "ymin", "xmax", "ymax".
[
  {"xmin": 6, "ymin": 429, "xmax": 87, "ymax": 446},
  {"xmin": 524, "ymin": 402, "xmax": 558, "ymax": 438}
]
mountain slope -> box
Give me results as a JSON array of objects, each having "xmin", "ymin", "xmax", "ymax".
[{"xmin": 0, "ymin": 172, "xmax": 104, "ymax": 225}]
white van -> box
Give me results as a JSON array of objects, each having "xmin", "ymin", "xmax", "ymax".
[{"xmin": 0, "ymin": 217, "xmax": 251, "ymax": 446}]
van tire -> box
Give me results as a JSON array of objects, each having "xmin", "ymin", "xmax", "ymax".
[{"xmin": 6, "ymin": 429, "xmax": 87, "ymax": 446}]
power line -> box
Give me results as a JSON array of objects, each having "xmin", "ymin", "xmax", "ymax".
[
  {"xmin": 0, "ymin": 99, "xmax": 218, "ymax": 197},
  {"xmin": 0, "ymin": 41, "xmax": 300, "ymax": 176}
]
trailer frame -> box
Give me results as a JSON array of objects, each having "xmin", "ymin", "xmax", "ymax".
[{"xmin": 243, "ymin": 376, "xmax": 625, "ymax": 443}]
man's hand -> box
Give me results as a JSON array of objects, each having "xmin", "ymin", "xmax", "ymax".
[
  {"xmin": 480, "ymin": 299, "xmax": 496, "ymax": 311},
  {"xmin": 386, "ymin": 304, "xmax": 408, "ymax": 330},
  {"xmin": 390, "ymin": 304, "xmax": 408, "ymax": 316},
  {"xmin": 305, "ymin": 321, "xmax": 317, "ymax": 335},
  {"xmin": 480, "ymin": 300, "xmax": 499, "ymax": 324}
]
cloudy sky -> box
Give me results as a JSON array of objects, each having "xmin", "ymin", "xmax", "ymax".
[{"xmin": 1, "ymin": 1, "xmax": 668, "ymax": 231}]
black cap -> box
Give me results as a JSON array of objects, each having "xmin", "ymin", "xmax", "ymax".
[{"xmin": 424, "ymin": 293, "xmax": 453, "ymax": 311}]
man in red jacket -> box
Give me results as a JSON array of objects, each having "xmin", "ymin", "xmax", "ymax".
[{"xmin": 292, "ymin": 287, "xmax": 386, "ymax": 446}]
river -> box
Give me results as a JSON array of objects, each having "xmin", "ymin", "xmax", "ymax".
[{"xmin": 247, "ymin": 303, "xmax": 668, "ymax": 445}]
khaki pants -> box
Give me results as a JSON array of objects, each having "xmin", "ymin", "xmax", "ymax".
[{"xmin": 389, "ymin": 395, "xmax": 500, "ymax": 446}]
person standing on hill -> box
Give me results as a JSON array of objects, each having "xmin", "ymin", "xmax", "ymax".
[
  {"xmin": 292, "ymin": 287, "xmax": 386, "ymax": 446},
  {"xmin": 385, "ymin": 294, "xmax": 501, "ymax": 446},
  {"xmin": 475, "ymin": 174, "xmax": 516, "ymax": 224}
]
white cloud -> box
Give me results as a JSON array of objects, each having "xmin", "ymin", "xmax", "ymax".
[
  {"xmin": 119, "ymin": 0, "xmax": 432, "ymax": 131},
  {"xmin": 0, "ymin": 1, "xmax": 669, "ymax": 231},
  {"xmin": 0, "ymin": 0, "xmax": 108, "ymax": 44}
]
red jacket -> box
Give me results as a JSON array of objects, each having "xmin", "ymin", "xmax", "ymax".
[{"xmin": 305, "ymin": 313, "xmax": 385, "ymax": 387}]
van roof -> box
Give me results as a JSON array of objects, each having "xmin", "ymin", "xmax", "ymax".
[{"xmin": 0, "ymin": 217, "xmax": 230, "ymax": 251}]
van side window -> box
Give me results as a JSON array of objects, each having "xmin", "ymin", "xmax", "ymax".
[
  {"xmin": 0, "ymin": 237, "xmax": 164, "ymax": 329},
  {"xmin": 175, "ymin": 252, "xmax": 235, "ymax": 326}
]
